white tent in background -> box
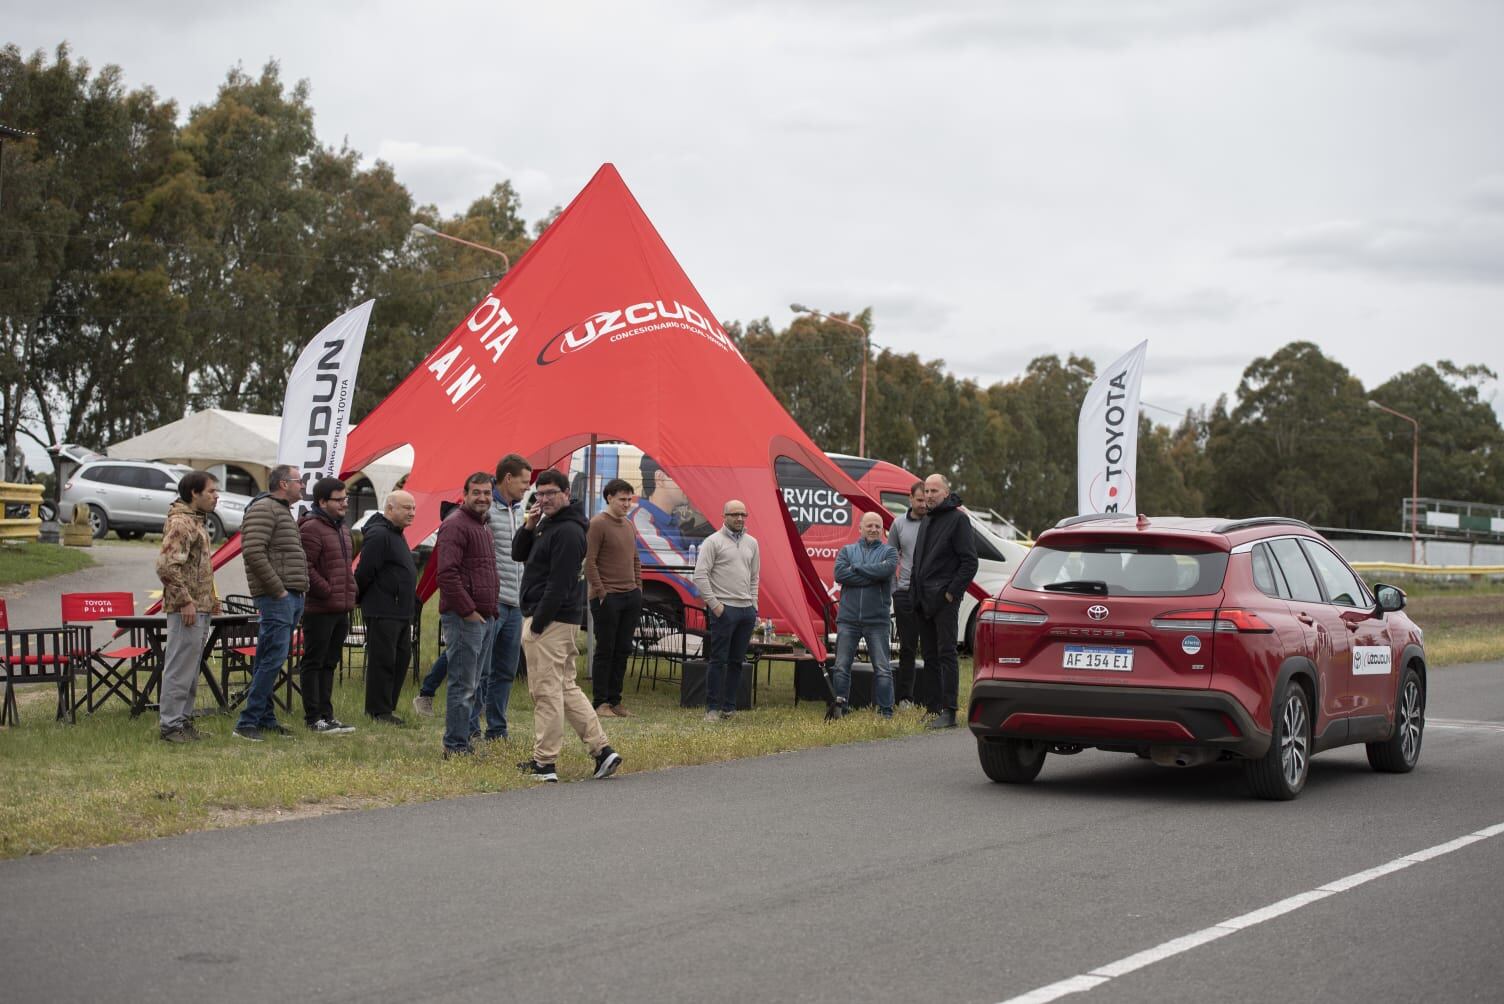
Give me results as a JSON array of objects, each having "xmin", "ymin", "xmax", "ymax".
[{"xmin": 106, "ymin": 409, "xmax": 412, "ymax": 512}]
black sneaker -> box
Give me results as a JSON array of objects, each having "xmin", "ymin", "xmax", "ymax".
[
  {"xmin": 182, "ymin": 722, "xmax": 210, "ymax": 740},
  {"xmin": 373, "ymin": 713, "xmax": 404, "ymax": 726},
  {"xmin": 519, "ymin": 760, "xmax": 558, "ymax": 783},
  {"xmin": 442, "ymin": 746, "xmax": 474, "ymax": 761},
  {"xmin": 265, "ymin": 723, "xmax": 295, "ymax": 737},
  {"xmin": 924, "ymin": 709, "xmax": 958, "ymax": 730},
  {"xmin": 160, "ymin": 726, "xmax": 191, "ymax": 744},
  {"xmin": 232, "ymin": 726, "xmax": 265, "ymax": 743},
  {"xmin": 310, "ymin": 719, "xmax": 355, "ymax": 735},
  {"xmin": 592, "ymin": 746, "xmax": 623, "ymax": 780},
  {"xmin": 325, "ymin": 719, "xmax": 356, "ymax": 734}
]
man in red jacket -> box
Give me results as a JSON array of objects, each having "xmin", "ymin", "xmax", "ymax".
[
  {"xmin": 299, "ymin": 477, "xmax": 357, "ymax": 734},
  {"xmin": 436, "ymin": 472, "xmax": 500, "ymax": 757}
]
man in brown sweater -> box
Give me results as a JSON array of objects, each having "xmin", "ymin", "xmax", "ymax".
[{"xmin": 585, "ymin": 477, "xmax": 643, "ymax": 717}]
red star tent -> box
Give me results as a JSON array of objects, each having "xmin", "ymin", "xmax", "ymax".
[{"xmin": 339, "ymin": 164, "xmax": 882, "ymax": 659}]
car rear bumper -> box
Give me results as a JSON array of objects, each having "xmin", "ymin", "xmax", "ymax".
[{"xmin": 968, "ymin": 679, "xmax": 1271, "ymax": 758}]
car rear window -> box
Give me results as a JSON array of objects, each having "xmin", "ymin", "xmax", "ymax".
[{"xmin": 1013, "ymin": 542, "xmax": 1229, "ymax": 597}]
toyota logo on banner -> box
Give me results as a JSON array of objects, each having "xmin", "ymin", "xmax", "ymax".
[{"xmin": 1087, "ymin": 604, "xmax": 1110, "ymax": 621}]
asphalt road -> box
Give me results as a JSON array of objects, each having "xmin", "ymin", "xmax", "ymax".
[{"xmin": 3, "ymin": 662, "xmax": 1502, "ymax": 1003}]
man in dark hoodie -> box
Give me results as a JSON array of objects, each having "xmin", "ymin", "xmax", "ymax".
[
  {"xmin": 435, "ymin": 472, "xmax": 500, "ymax": 757},
  {"xmin": 299, "ymin": 477, "xmax": 357, "ymax": 734},
  {"xmin": 356, "ymin": 489, "xmax": 417, "ymax": 723},
  {"xmin": 910, "ymin": 473, "xmax": 978, "ymax": 729},
  {"xmin": 511, "ymin": 469, "xmax": 622, "ymax": 783}
]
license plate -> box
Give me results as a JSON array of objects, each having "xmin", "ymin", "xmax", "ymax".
[{"xmin": 1063, "ymin": 645, "xmax": 1134, "ymax": 672}]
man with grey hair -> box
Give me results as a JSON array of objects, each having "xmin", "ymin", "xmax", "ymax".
[
  {"xmin": 692, "ymin": 499, "xmax": 760, "ymax": 722},
  {"xmin": 910, "ymin": 473, "xmax": 977, "ymax": 729},
  {"xmin": 357, "ymin": 489, "xmax": 417, "ymax": 722},
  {"xmin": 234, "ymin": 464, "xmax": 310, "ymax": 742}
]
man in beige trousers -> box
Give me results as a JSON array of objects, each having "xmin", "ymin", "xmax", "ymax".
[{"xmin": 511, "ymin": 468, "xmax": 623, "ymax": 783}]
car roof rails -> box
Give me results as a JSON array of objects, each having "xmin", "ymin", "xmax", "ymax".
[
  {"xmin": 1211, "ymin": 516, "xmax": 1314, "ymax": 534},
  {"xmin": 1053, "ymin": 513, "xmax": 1132, "ymax": 529}
]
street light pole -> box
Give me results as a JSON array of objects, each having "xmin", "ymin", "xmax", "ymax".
[
  {"xmin": 790, "ymin": 303, "xmax": 870, "ymax": 456},
  {"xmin": 410, "ymin": 222, "xmax": 510, "ymax": 271},
  {"xmin": 1368, "ymin": 399, "xmax": 1420, "ymax": 564}
]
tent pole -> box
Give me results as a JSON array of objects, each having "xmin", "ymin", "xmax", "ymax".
[{"xmin": 583, "ymin": 434, "xmax": 598, "ymax": 697}]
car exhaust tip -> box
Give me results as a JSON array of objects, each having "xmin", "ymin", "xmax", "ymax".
[{"xmin": 1150, "ymin": 746, "xmax": 1219, "ymax": 768}]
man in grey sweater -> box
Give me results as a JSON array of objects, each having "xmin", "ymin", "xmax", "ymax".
[
  {"xmin": 887, "ymin": 480, "xmax": 927, "ymax": 708},
  {"xmin": 476, "ymin": 453, "xmax": 531, "ymax": 741},
  {"xmin": 692, "ymin": 500, "xmax": 760, "ymax": 721}
]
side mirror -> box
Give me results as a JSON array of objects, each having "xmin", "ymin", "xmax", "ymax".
[{"xmin": 1374, "ymin": 583, "xmax": 1406, "ymax": 613}]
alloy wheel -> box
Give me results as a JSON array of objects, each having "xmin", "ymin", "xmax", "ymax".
[
  {"xmin": 1398, "ymin": 678, "xmax": 1423, "ymax": 764},
  {"xmin": 1280, "ymin": 694, "xmax": 1309, "ymax": 788}
]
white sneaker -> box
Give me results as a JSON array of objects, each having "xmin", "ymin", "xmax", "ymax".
[{"xmin": 703, "ymin": 710, "xmax": 720, "ymax": 723}]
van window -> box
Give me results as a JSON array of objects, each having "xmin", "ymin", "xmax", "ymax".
[
  {"xmin": 880, "ymin": 492, "xmax": 911, "ymax": 518},
  {"xmin": 972, "ymin": 528, "xmax": 1004, "ymax": 562},
  {"xmin": 1013, "ymin": 543, "xmax": 1228, "ymax": 596}
]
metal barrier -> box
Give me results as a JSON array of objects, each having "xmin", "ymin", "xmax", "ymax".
[
  {"xmin": 1351, "ymin": 561, "xmax": 1504, "ymax": 578},
  {"xmin": 0, "ymin": 482, "xmax": 44, "ymax": 540}
]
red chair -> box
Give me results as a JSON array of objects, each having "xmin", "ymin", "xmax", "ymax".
[
  {"xmin": 1, "ymin": 598, "xmax": 86, "ymax": 725},
  {"xmin": 61, "ymin": 592, "xmax": 151, "ymax": 713}
]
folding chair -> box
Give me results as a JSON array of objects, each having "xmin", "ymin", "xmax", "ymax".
[
  {"xmin": 340, "ymin": 608, "xmax": 367, "ymax": 682},
  {"xmin": 1, "ymin": 598, "xmax": 86, "ymax": 725},
  {"xmin": 634, "ymin": 605, "xmax": 708, "ymax": 692},
  {"xmin": 61, "ymin": 592, "xmax": 152, "ymax": 713}
]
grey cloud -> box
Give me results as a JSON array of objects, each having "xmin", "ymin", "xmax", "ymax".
[
  {"xmin": 1091, "ymin": 287, "xmax": 1254, "ymax": 324},
  {"xmin": 373, "ymin": 141, "xmax": 553, "ymax": 218},
  {"xmin": 1246, "ymin": 216, "xmax": 1504, "ymax": 283},
  {"xmin": 1465, "ymin": 175, "xmax": 1504, "ymax": 214},
  {"xmin": 1316, "ymin": 22, "xmax": 1456, "ymax": 60}
]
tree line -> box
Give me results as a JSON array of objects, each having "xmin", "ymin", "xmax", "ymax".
[{"xmin": 4, "ymin": 45, "xmax": 1501, "ymax": 534}]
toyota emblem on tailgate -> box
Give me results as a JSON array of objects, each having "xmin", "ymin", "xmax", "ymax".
[{"xmin": 1087, "ymin": 604, "xmax": 1110, "ymax": 621}]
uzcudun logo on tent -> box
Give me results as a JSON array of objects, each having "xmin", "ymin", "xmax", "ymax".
[{"xmin": 537, "ymin": 299, "xmax": 742, "ymax": 366}]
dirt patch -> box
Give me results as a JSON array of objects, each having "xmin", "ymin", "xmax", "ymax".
[
  {"xmin": 207, "ymin": 795, "xmax": 392, "ymax": 828},
  {"xmin": 1407, "ymin": 593, "xmax": 1504, "ymax": 632}
]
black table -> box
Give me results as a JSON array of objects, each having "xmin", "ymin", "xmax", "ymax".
[{"xmin": 112, "ymin": 613, "xmax": 259, "ymax": 718}]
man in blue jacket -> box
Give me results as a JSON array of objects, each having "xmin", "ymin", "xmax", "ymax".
[{"xmin": 832, "ymin": 511, "xmax": 900, "ymax": 718}]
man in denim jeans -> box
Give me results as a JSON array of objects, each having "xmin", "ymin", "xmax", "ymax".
[
  {"xmin": 692, "ymin": 500, "xmax": 760, "ymax": 722},
  {"xmin": 435, "ymin": 472, "xmax": 500, "ymax": 757},
  {"xmin": 832, "ymin": 511, "xmax": 899, "ymax": 718},
  {"xmin": 233, "ymin": 465, "xmax": 310, "ymax": 742}
]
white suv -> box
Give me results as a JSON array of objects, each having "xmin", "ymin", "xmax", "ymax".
[{"xmin": 60, "ymin": 460, "xmax": 250, "ymax": 541}]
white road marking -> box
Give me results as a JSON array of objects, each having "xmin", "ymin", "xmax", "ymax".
[
  {"xmin": 997, "ymin": 820, "xmax": 1504, "ymax": 1004},
  {"xmin": 1428, "ymin": 718, "xmax": 1504, "ymax": 734}
]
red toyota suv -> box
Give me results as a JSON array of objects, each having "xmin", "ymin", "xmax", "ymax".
[{"xmin": 969, "ymin": 515, "xmax": 1426, "ymax": 800}]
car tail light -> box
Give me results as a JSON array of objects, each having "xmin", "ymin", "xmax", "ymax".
[
  {"xmin": 1151, "ymin": 608, "xmax": 1273, "ymax": 633},
  {"xmin": 978, "ymin": 598, "xmax": 1048, "ymax": 626}
]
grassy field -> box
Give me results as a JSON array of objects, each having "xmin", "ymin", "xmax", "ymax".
[
  {"xmin": 0, "ymin": 587, "xmax": 1498, "ymax": 859},
  {"xmin": 0, "ymin": 540, "xmax": 96, "ymax": 586}
]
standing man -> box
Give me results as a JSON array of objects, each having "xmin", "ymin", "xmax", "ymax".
[
  {"xmin": 234, "ymin": 464, "xmax": 309, "ymax": 742},
  {"xmin": 832, "ymin": 511, "xmax": 899, "ymax": 718},
  {"xmin": 910, "ymin": 473, "xmax": 978, "ymax": 730},
  {"xmin": 585, "ymin": 477, "xmax": 643, "ymax": 718},
  {"xmin": 692, "ymin": 500, "xmax": 760, "ymax": 723},
  {"xmin": 299, "ymin": 477, "xmax": 357, "ymax": 735},
  {"xmin": 888, "ymin": 480, "xmax": 928, "ymax": 709},
  {"xmin": 512, "ymin": 469, "xmax": 622, "ymax": 783},
  {"xmin": 155, "ymin": 471, "xmax": 221, "ymax": 743},
  {"xmin": 435, "ymin": 472, "xmax": 500, "ymax": 757},
  {"xmin": 356, "ymin": 489, "xmax": 417, "ymax": 724},
  {"xmin": 477, "ymin": 453, "xmax": 531, "ymax": 741}
]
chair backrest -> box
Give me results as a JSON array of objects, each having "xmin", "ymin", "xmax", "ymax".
[
  {"xmin": 222, "ymin": 594, "xmax": 257, "ymax": 615},
  {"xmin": 0, "ymin": 597, "xmax": 8, "ymax": 630},
  {"xmin": 61, "ymin": 592, "xmax": 135, "ymax": 624}
]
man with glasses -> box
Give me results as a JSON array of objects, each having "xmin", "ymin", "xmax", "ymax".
[
  {"xmin": 512, "ymin": 469, "xmax": 622, "ymax": 782},
  {"xmin": 298, "ymin": 477, "xmax": 357, "ymax": 733},
  {"xmin": 234, "ymin": 465, "xmax": 310, "ymax": 742},
  {"xmin": 692, "ymin": 501, "xmax": 760, "ymax": 722}
]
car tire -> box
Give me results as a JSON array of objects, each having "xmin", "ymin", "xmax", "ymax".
[
  {"xmin": 117, "ymin": 529, "xmax": 144, "ymax": 541},
  {"xmin": 1243, "ymin": 681, "xmax": 1311, "ymax": 800},
  {"xmin": 977, "ymin": 737, "xmax": 1046, "ymax": 784},
  {"xmin": 87, "ymin": 504, "xmax": 109, "ymax": 539},
  {"xmin": 1366, "ymin": 667, "xmax": 1424, "ymax": 773},
  {"xmin": 206, "ymin": 514, "xmax": 225, "ymax": 543}
]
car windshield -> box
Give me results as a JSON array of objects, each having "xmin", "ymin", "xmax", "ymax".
[{"xmin": 1013, "ymin": 542, "xmax": 1229, "ymax": 597}]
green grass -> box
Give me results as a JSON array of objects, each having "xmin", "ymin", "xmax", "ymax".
[
  {"xmin": 0, "ymin": 540, "xmax": 96, "ymax": 586},
  {"xmin": 0, "ymin": 647, "xmax": 958, "ymax": 859}
]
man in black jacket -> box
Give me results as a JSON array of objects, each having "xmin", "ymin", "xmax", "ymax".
[
  {"xmin": 910, "ymin": 473, "xmax": 979, "ymax": 729},
  {"xmin": 356, "ymin": 490, "xmax": 417, "ymax": 722},
  {"xmin": 511, "ymin": 469, "xmax": 622, "ymax": 783}
]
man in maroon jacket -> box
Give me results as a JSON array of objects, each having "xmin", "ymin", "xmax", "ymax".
[
  {"xmin": 299, "ymin": 477, "xmax": 357, "ymax": 734},
  {"xmin": 436, "ymin": 472, "xmax": 500, "ymax": 757}
]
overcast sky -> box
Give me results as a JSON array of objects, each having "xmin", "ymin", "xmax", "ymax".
[{"xmin": 11, "ymin": 0, "xmax": 1504, "ymax": 434}]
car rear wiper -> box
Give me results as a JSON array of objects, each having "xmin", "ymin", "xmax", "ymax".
[{"xmin": 1042, "ymin": 580, "xmax": 1109, "ymax": 595}]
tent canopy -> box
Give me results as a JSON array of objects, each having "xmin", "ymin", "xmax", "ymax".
[
  {"xmin": 342, "ymin": 164, "xmax": 883, "ymax": 660},
  {"xmin": 107, "ymin": 409, "xmax": 412, "ymax": 500}
]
